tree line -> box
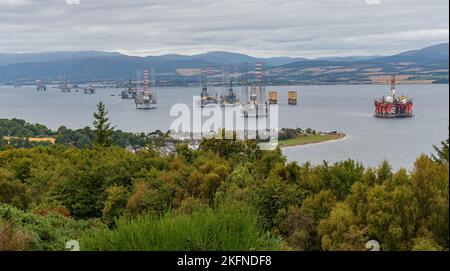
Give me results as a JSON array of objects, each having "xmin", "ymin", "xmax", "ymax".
[{"xmin": 0, "ymin": 116, "xmax": 164, "ymax": 149}]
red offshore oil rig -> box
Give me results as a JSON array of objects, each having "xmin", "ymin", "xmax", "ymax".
[{"xmin": 374, "ymin": 75, "xmax": 413, "ymax": 118}]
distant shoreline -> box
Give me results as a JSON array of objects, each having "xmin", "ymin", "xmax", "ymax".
[{"xmin": 1, "ymin": 82, "xmax": 448, "ymax": 88}]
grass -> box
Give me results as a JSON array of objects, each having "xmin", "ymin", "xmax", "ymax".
[
  {"xmin": 80, "ymin": 204, "xmax": 283, "ymax": 251},
  {"xmin": 278, "ymin": 133, "xmax": 344, "ymax": 147}
]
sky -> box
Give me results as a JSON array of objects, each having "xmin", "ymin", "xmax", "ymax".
[{"xmin": 0, "ymin": 0, "xmax": 448, "ymax": 58}]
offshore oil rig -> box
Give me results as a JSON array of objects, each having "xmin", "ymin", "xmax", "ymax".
[
  {"xmin": 200, "ymin": 82, "xmax": 219, "ymax": 107},
  {"xmin": 121, "ymin": 78, "xmax": 137, "ymax": 99},
  {"xmin": 240, "ymin": 62, "xmax": 268, "ymax": 117},
  {"xmin": 59, "ymin": 79, "xmax": 71, "ymax": 93},
  {"xmin": 36, "ymin": 80, "xmax": 46, "ymax": 91},
  {"xmin": 268, "ymin": 90, "xmax": 298, "ymax": 105},
  {"xmin": 14, "ymin": 79, "xmax": 22, "ymax": 88},
  {"xmin": 288, "ymin": 91, "xmax": 298, "ymax": 105},
  {"xmin": 84, "ymin": 82, "xmax": 96, "ymax": 94},
  {"xmin": 219, "ymin": 65, "xmax": 240, "ymax": 107},
  {"xmin": 374, "ymin": 75, "xmax": 413, "ymax": 118},
  {"xmin": 268, "ymin": 91, "xmax": 277, "ymax": 104},
  {"xmin": 221, "ymin": 80, "xmax": 239, "ymax": 106},
  {"xmin": 135, "ymin": 69, "xmax": 157, "ymax": 109},
  {"xmin": 200, "ymin": 67, "xmax": 219, "ymax": 107}
]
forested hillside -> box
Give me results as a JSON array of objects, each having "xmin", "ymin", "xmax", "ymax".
[{"xmin": 0, "ymin": 105, "xmax": 448, "ymax": 251}]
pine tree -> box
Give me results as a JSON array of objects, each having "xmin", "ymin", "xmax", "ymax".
[
  {"xmin": 93, "ymin": 101, "xmax": 114, "ymax": 147},
  {"xmin": 432, "ymin": 130, "xmax": 449, "ymax": 163}
]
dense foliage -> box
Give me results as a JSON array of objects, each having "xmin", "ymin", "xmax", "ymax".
[
  {"xmin": 0, "ymin": 108, "xmax": 448, "ymax": 251},
  {"xmin": 0, "ymin": 118, "xmax": 53, "ymax": 137},
  {"xmin": 0, "ymin": 136, "xmax": 447, "ymax": 251},
  {"xmin": 278, "ymin": 128, "xmax": 317, "ymax": 140}
]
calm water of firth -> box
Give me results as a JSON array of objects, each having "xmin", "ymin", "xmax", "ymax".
[{"xmin": 0, "ymin": 84, "xmax": 448, "ymax": 169}]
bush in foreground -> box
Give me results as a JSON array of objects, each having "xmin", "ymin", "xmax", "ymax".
[
  {"xmin": 81, "ymin": 203, "xmax": 283, "ymax": 251},
  {"xmin": 0, "ymin": 204, "xmax": 96, "ymax": 251}
]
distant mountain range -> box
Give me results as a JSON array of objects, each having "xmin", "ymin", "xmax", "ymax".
[
  {"xmin": 0, "ymin": 43, "xmax": 448, "ymax": 85},
  {"xmin": 0, "ymin": 51, "xmax": 123, "ymax": 66}
]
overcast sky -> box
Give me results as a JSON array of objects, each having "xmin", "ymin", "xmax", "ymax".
[{"xmin": 0, "ymin": 0, "xmax": 448, "ymax": 57}]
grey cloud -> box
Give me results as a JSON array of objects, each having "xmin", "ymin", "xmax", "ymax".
[{"xmin": 0, "ymin": 0, "xmax": 448, "ymax": 57}]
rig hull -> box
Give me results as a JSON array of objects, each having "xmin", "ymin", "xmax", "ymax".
[
  {"xmin": 373, "ymin": 113, "xmax": 414, "ymax": 118},
  {"xmin": 373, "ymin": 76, "xmax": 414, "ymax": 118},
  {"xmin": 374, "ymin": 99, "xmax": 413, "ymax": 118},
  {"xmin": 135, "ymin": 93, "xmax": 157, "ymax": 109},
  {"xmin": 240, "ymin": 103, "xmax": 269, "ymax": 117},
  {"xmin": 136, "ymin": 104, "xmax": 157, "ymax": 110}
]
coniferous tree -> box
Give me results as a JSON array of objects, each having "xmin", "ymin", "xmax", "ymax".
[
  {"xmin": 93, "ymin": 101, "xmax": 114, "ymax": 147},
  {"xmin": 432, "ymin": 132, "xmax": 449, "ymax": 163}
]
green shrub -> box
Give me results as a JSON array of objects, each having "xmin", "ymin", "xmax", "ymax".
[
  {"xmin": 81, "ymin": 203, "xmax": 282, "ymax": 251},
  {"xmin": 412, "ymin": 237, "xmax": 443, "ymax": 251},
  {"xmin": 102, "ymin": 185, "xmax": 129, "ymax": 224},
  {"xmin": 126, "ymin": 182, "xmax": 169, "ymax": 216},
  {"xmin": 174, "ymin": 197, "xmax": 209, "ymax": 215},
  {"xmin": 0, "ymin": 171, "xmax": 31, "ymax": 210},
  {"xmin": 0, "ymin": 204, "xmax": 97, "ymax": 251}
]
